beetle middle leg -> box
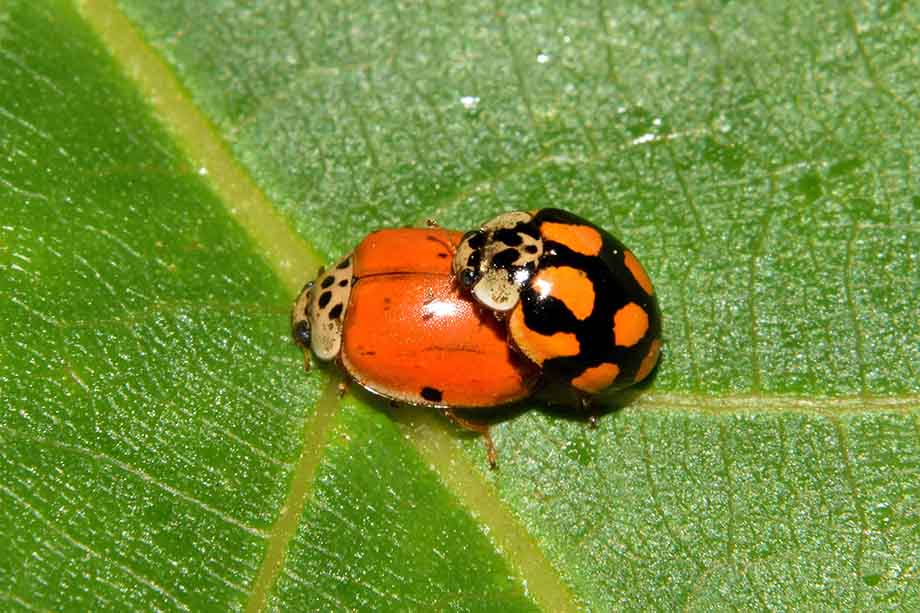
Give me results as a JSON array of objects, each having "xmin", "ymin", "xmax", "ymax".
[{"xmin": 441, "ymin": 408, "xmax": 498, "ymax": 469}]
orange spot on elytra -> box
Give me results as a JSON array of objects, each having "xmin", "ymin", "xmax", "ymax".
[
  {"xmin": 540, "ymin": 222, "xmax": 603, "ymax": 256},
  {"xmin": 510, "ymin": 305, "xmax": 580, "ymax": 365},
  {"xmin": 572, "ymin": 362, "xmax": 620, "ymax": 393},
  {"xmin": 532, "ymin": 266, "xmax": 595, "ymax": 320},
  {"xmin": 634, "ymin": 339, "xmax": 661, "ymax": 383},
  {"xmin": 623, "ymin": 250, "xmax": 654, "ymax": 295},
  {"xmin": 613, "ymin": 302, "xmax": 649, "ymax": 347}
]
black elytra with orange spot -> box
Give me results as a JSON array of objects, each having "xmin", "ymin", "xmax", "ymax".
[
  {"xmin": 528, "ymin": 209, "xmax": 660, "ymax": 391},
  {"xmin": 454, "ymin": 208, "xmax": 661, "ymax": 402}
]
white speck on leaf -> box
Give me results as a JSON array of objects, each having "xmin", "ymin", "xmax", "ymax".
[{"xmin": 460, "ymin": 96, "xmax": 480, "ymax": 110}]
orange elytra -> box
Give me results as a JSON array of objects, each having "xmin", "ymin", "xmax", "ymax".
[{"xmin": 293, "ymin": 228, "xmax": 538, "ymax": 408}]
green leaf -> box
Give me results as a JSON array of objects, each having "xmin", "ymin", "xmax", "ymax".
[{"xmin": 2, "ymin": 0, "xmax": 918, "ymax": 611}]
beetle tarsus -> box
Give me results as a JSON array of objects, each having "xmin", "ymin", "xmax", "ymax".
[{"xmin": 484, "ymin": 430, "xmax": 498, "ymax": 469}]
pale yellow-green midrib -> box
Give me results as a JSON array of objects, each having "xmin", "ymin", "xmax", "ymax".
[{"xmin": 76, "ymin": 2, "xmax": 579, "ymax": 611}]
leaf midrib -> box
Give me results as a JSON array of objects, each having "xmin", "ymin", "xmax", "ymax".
[
  {"xmin": 77, "ymin": 2, "xmax": 579, "ymax": 610},
  {"xmin": 77, "ymin": 0, "xmax": 321, "ymax": 298},
  {"xmin": 74, "ymin": 2, "xmax": 920, "ymax": 612}
]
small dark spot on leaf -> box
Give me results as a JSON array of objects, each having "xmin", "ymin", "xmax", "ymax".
[
  {"xmin": 702, "ymin": 137, "xmax": 744, "ymax": 173},
  {"xmin": 863, "ymin": 574, "xmax": 881, "ymax": 587},
  {"xmin": 622, "ymin": 106, "xmax": 654, "ymax": 138},
  {"xmin": 791, "ymin": 171, "xmax": 822, "ymax": 203}
]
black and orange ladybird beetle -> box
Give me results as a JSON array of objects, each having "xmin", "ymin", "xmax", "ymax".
[
  {"xmin": 292, "ymin": 227, "xmax": 539, "ymax": 465},
  {"xmin": 452, "ymin": 208, "xmax": 661, "ymax": 408}
]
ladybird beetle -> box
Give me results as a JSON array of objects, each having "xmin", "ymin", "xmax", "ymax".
[
  {"xmin": 452, "ymin": 208, "xmax": 661, "ymax": 407},
  {"xmin": 292, "ymin": 228, "xmax": 539, "ymax": 464}
]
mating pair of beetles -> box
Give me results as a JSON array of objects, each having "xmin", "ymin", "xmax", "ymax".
[{"xmin": 292, "ymin": 208, "xmax": 661, "ymax": 466}]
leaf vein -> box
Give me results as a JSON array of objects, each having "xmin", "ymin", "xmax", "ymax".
[
  {"xmin": 1, "ymin": 484, "xmax": 192, "ymax": 612},
  {"xmin": 2, "ymin": 426, "xmax": 267, "ymax": 538}
]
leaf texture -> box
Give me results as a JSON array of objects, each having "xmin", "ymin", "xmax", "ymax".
[{"xmin": 1, "ymin": 0, "xmax": 918, "ymax": 611}]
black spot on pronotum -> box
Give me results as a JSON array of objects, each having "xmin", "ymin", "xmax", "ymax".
[
  {"xmin": 320, "ymin": 276, "xmax": 335, "ymax": 289},
  {"xmin": 494, "ymin": 228, "xmax": 523, "ymax": 246},
  {"xmin": 336, "ymin": 258, "xmax": 351, "ymax": 269},
  {"xmin": 328, "ymin": 303, "xmax": 343, "ymax": 320},
  {"xmin": 420, "ymin": 387, "xmax": 443, "ymax": 402},
  {"xmin": 491, "ymin": 248, "xmax": 520, "ymax": 269},
  {"xmin": 463, "ymin": 230, "xmax": 486, "ymax": 249},
  {"xmin": 292, "ymin": 320, "xmax": 311, "ymax": 347},
  {"xmin": 338, "ymin": 279, "xmax": 349, "ymax": 287},
  {"xmin": 524, "ymin": 244, "xmax": 538, "ymax": 254},
  {"xmin": 318, "ymin": 290, "xmax": 332, "ymax": 309}
]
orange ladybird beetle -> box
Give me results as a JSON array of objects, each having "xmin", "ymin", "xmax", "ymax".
[
  {"xmin": 452, "ymin": 208, "xmax": 661, "ymax": 408},
  {"xmin": 292, "ymin": 227, "xmax": 539, "ymax": 465}
]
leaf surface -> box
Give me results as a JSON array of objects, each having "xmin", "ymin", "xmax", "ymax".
[{"xmin": 2, "ymin": 0, "xmax": 919, "ymax": 610}]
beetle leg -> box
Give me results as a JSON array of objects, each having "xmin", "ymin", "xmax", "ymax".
[
  {"xmin": 579, "ymin": 395, "xmax": 599, "ymax": 428},
  {"xmin": 441, "ymin": 409, "xmax": 498, "ymax": 469},
  {"xmin": 302, "ymin": 350, "xmax": 311, "ymax": 373},
  {"xmin": 424, "ymin": 223, "xmax": 459, "ymax": 257},
  {"xmin": 336, "ymin": 381, "xmax": 348, "ymax": 398}
]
